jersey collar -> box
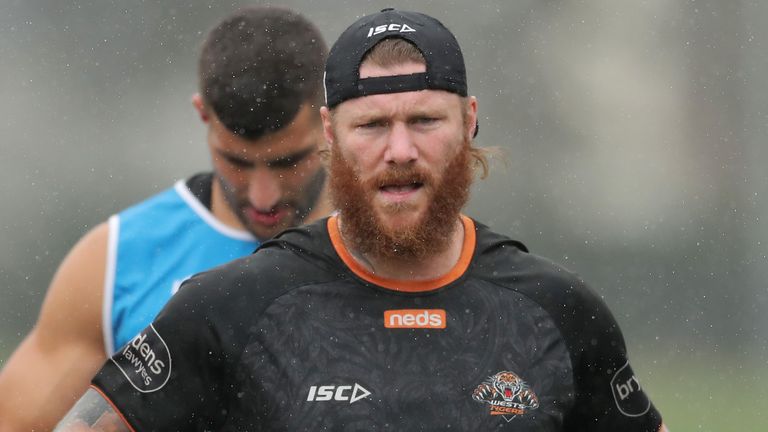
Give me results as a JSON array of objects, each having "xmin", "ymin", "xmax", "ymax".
[{"xmin": 327, "ymin": 215, "xmax": 476, "ymax": 292}]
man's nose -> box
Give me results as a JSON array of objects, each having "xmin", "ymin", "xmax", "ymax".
[
  {"xmin": 247, "ymin": 168, "xmax": 281, "ymax": 211},
  {"xmin": 384, "ymin": 122, "xmax": 418, "ymax": 165}
]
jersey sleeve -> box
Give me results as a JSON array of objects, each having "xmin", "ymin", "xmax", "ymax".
[
  {"xmin": 558, "ymin": 279, "xmax": 663, "ymax": 431},
  {"xmin": 91, "ymin": 273, "xmax": 233, "ymax": 431}
]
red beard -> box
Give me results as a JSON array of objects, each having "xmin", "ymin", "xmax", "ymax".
[{"xmin": 329, "ymin": 140, "xmax": 472, "ymax": 261}]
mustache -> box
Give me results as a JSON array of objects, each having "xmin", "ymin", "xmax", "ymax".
[{"xmin": 366, "ymin": 165, "xmax": 432, "ymax": 189}]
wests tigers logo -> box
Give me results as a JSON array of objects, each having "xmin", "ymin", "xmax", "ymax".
[{"xmin": 472, "ymin": 371, "xmax": 539, "ymax": 422}]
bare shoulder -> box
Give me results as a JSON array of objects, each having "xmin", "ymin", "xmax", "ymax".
[
  {"xmin": 36, "ymin": 221, "xmax": 110, "ymax": 345},
  {"xmin": 0, "ymin": 222, "xmax": 112, "ymax": 431}
]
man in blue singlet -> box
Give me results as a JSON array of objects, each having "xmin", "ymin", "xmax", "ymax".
[{"xmin": 0, "ymin": 6, "xmax": 331, "ymax": 431}]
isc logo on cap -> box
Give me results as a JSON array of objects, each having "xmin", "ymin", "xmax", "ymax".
[
  {"xmin": 384, "ymin": 309, "xmax": 446, "ymax": 329},
  {"xmin": 367, "ymin": 23, "xmax": 416, "ymax": 38}
]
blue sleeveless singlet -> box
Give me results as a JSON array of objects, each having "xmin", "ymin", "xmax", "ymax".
[{"xmin": 102, "ymin": 179, "xmax": 258, "ymax": 354}]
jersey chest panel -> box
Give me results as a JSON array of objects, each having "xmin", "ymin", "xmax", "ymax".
[{"xmin": 224, "ymin": 278, "xmax": 575, "ymax": 430}]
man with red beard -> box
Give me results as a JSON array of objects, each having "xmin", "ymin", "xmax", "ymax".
[{"xmin": 55, "ymin": 9, "xmax": 668, "ymax": 431}]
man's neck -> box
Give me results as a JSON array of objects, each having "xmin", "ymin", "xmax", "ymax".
[
  {"xmin": 303, "ymin": 182, "xmax": 334, "ymax": 225},
  {"xmin": 339, "ymin": 217, "xmax": 466, "ymax": 281},
  {"xmin": 210, "ymin": 177, "xmax": 245, "ymax": 231}
]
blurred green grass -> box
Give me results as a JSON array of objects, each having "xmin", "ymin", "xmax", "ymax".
[{"xmin": 638, "ymin": 355, "xmax": 767, "ymax": 431}]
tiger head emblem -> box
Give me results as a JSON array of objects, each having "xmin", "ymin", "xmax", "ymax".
[{"xmin": 472, "ymin": 370, "xmax": 539, "ymax": 422}]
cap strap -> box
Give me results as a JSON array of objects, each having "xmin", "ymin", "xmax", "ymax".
[{"xmin": 356, "ymin": 72, "xmax": 430, "ymax": 97}]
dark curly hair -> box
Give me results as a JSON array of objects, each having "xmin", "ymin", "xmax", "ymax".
[{"xmin": 198, "ymin": 6, "xmax": 327, "ymax": 139}]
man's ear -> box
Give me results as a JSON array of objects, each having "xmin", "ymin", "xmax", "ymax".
[
  {"xmin": 191, "ymin": 93, "xmax": 210, "ymax": 123},
  {"xmin": 466, "ymin": 96, "xmax": 478, "ymax": 140},
  {"xmin": 320, "ymin": 106, "xmax": 335, "ymax": 147}
]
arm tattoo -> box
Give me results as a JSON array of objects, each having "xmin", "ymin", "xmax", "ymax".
[{"xmin": 54, "ymin": 388, "xmax": 131, "ymax": 432}]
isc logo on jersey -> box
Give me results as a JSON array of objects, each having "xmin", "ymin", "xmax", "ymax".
[
  {"xmin": 367, "ymin": 23, "xmax": 416, "ymax": 38},
  {"xmin": 384, "ymin": 309, "xmax": 446, "ymax": 329},
  {"xmin": 307, "ymin": 383, "xmax": 371, "ymax": 404},
  {"xmin": 112, "ymin": 324, "xmax": 172, "ymax": 393}
]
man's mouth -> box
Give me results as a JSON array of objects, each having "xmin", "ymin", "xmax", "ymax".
[
  {"xmin": 380, "ymin": 181, "xmax": 423, "ymax": 195},
  {"xmin": 244, "ymin": 206, "xmax": 289, "ymax": 227}
]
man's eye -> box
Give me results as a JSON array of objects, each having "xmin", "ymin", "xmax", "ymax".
[
  {"xmin": 224, "ymin": 156, "xmax": 252, "ymax": 168},
  {"xmin": 414, "ymin": 117, "xmax": 438, "ymax": 125},
  {"xmin": 269, "ymin": 158, "xmax": 298, "ymax": 169},
  {"xmin": 267, "ymin": 147, "xmax": 315, "ymax": 169},
  {"xmin": 358, "ymin": 120, "xmax": 385, "ymax": 129}
]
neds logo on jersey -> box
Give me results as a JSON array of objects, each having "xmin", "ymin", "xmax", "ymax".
[
  {"xmin": 384, "ymin": 309, "xmax": 446, "ymax": 329},
  {"xmin": 112, "ymin": 324, "xmax": 172, "ymax": 393}
]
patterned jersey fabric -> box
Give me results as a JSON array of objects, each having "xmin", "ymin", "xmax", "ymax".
[{"xmin": 94, "ymin": 216, "xmax": 662, "ymax": 431}]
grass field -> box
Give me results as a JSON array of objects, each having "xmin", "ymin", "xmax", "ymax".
[{"xmin": 638, "ymin": 356, "xmax": 767, "ymax": 431}]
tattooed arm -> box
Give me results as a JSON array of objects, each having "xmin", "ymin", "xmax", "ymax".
[{"xmin": 54, "ymin": 389, "xmax": 131, "ymax": 432}]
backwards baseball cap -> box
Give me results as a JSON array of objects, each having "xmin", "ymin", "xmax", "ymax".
[{"xmin": 324, "ymin": 8, "xmax": 468, "ymax": 109}]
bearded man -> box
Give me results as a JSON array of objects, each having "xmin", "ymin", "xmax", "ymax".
[{"xmin": 54, "ymin": 8, "xmax": 668, "ymax": 431}]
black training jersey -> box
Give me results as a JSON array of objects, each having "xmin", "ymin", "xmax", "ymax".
[{"xmin": 93, "ymin": 216, "xmax": 662, "ymax": 431}]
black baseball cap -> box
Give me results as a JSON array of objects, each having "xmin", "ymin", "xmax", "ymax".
[{"xmin": 324, "ymin": 8, "xmax": 468, "ymax": 109}]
